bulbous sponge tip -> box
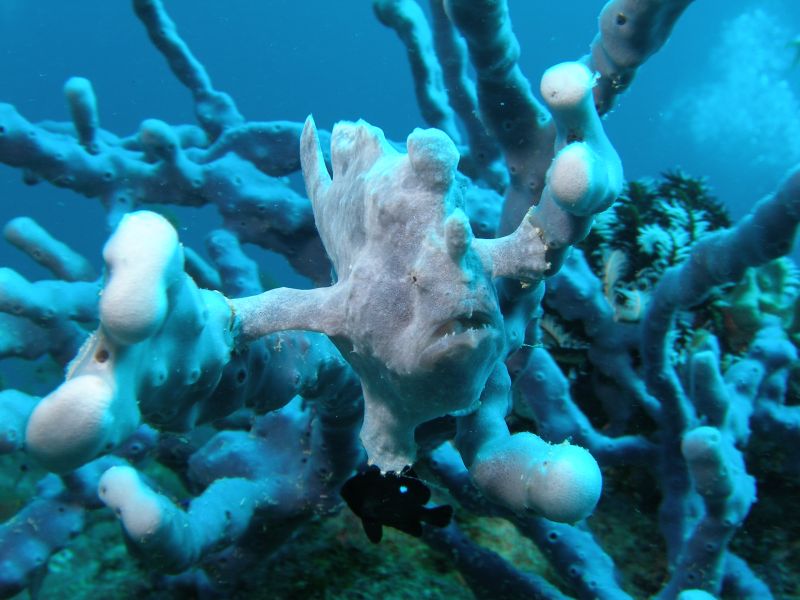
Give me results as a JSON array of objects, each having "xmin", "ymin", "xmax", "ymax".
[
  {"xmin": 25, "ymin": 375, "xmax": 115, "ymax": 473},
  {"xmin": 63, "ymin": 76, "xmax": 94, "ymax": 100},
  {"xmin": 526, "ymin": 442, "xmax": 602, "ymax": 523},
  {"xmin": 548, "ymin": 142, "xmax": 593, "ymax": 211},
  {"xmin": 100, "ymin": 211, "xmax": 181, "ymax": 346},
  {"xmin": 99, "ymin": 465, "xmax": 166, "ymax": 540},
  {"xmin": 681, "ymin": 426, "xmax": 721, "ymax": 461},
  {"xmin": 540, "ymin": 62, "xmax": 594, "ymax": 110}
]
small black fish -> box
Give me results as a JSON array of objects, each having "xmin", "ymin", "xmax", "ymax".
[{"xmin": 340, "ymin": 465, "xmax": 453, "ymax": 543}]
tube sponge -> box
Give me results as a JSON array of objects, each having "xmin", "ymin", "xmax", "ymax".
[
  {"xmin": 540, "ymin": 62, "xmax": 623, "ymax": 217},
  {"xmin": 25, "ymin": 211, "xmax": 234, "ymax": 473}
]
